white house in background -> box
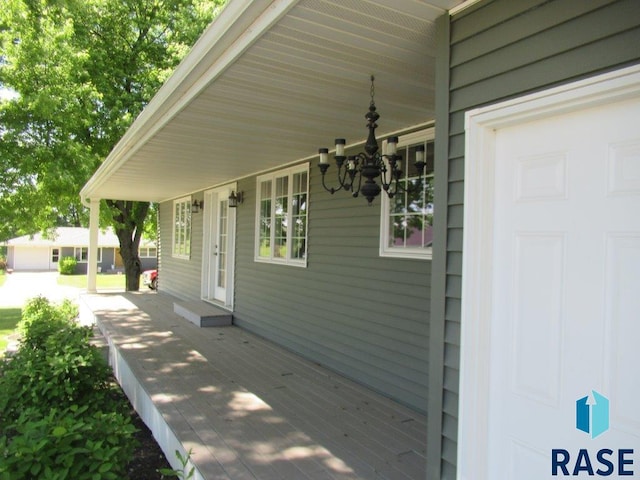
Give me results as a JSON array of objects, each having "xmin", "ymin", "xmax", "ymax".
[{"xmin": 4, "ymin": 227, "xmax": 157, "ymax": 273}]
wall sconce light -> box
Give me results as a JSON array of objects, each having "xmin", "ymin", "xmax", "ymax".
[
  {"xmin": 318, "ymin": 75, "xmax": 426, "ymax": 204},
  {"xmin": 191, "ymin": 199, "xmax": 204, "ymax": 214},
  {"xmin": 228, "ymin": 191, "xmax": 243, "ymax": 208}
]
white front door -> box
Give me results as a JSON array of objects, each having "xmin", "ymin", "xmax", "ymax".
[
  {"xmin": 202, "ymin": 186, "xmax": 235, "ymax": 306},
  {"xmin": 459, "ymin": 67, "xmax": 640, "ymax": 480}
]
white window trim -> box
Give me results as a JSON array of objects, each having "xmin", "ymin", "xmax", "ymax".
[
  {"xmin": 172, "ymin": 196, "xmax": 192, "ymax": 259},
  {"xmin": 379, "ymin": 128, "xmax": 435, "ymax": 260},
  {"xmin": 51, "ymin": 248, "xmax": 60, "ymax": 263},
  {"xmin": 75, "ymin": 247, "xmax": 102, "ymax": 263},
  {"xmin": 254, "ymin": 163, "xmax": 309, "ymax": 267}
]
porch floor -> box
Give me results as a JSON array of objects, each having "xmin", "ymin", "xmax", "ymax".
[{"xmin": 80, "ymin": 291, "xmax": 427, "ymax": 480}]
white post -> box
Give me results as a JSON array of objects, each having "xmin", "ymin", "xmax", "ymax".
[{"xmin": 87, "ymin": 198, "xmax": 100, "ymax": 293}]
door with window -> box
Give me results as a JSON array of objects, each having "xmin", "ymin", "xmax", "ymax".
[{"xmin": 202, "ymin": 186, "xmax": 236, "ymax": 306}]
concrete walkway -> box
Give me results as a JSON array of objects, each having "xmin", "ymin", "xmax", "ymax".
[
  {"xmin": 0, "ymin": 271, "xmax": 83, "ymax": 308},
  {"xmin": 81, "ymin": 291, "xmax": 428, "ymax": 480}
]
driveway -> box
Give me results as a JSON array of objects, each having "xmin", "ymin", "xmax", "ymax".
[{"xmin": 0, "ymin": 272, "xmax": 82, "ymax": 308}]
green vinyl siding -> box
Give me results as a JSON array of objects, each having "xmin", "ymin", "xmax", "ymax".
[
  {"xmin": 158, "ymin": 196, "xmax": 204, "ymax": 301},
  {"xmin": 157, "ymin": 156, "xmax": 429, "ymax": 412},
  {"xmin": 428, "ymin": 1, "xmax": 640, "ymax": 478},
  {"xmin": 233, "ymin": 156, "xmax": 431, "ymax": 413}
]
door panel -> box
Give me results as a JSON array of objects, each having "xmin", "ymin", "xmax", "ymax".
[{"xmin": 486, "ymin": 97, "xmax": 640, "ymax": 478}]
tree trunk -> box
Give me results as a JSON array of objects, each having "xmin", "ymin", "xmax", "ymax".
[
  {"xmin": 117, "ymin": 231, "xmax": 143, "ymax": 291},
  {"xmin": 107, "ymin": 200, "xmax": 150, "ymax": 292}
]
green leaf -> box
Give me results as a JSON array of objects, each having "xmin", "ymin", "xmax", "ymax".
[{"xmin": 52, "ymin": 426, "xmax": 67, "ymax": 437}]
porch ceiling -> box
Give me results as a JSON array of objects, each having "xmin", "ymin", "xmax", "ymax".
[{"xmin": 81, "ymin": 0, "xmax": 463, "ymax": 203}]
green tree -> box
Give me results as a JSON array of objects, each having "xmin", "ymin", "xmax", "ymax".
[{"xmin": 0, "ymin": 0, "xmax": 224, "ymax": 290}]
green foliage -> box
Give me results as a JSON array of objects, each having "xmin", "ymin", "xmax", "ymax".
[
  {"xmin": 0, "ymin": 0, "xmax": 225, "ymax": 283},
  {"xmin": 158, "ymin": 449, "xmax": 196, "ymax": 479},
  {"xmin": 57, "ymin": 255, "xmax": 77, "ymax": 275},
  {"xmin": 0, "ymin": 254, "xmax": 6, "ymax": 271},
  {"xmin": 0, "ymin": 297, "xmax": 137, "ymax": 479},
  {"xmin": 0, "ymin": 405, "xmax": 137, "ymax": 480}
]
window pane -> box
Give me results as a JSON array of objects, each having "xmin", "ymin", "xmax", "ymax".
[
  {"xmin": 275, "ymin": 176, "xmax": 288, "ymax": 197},
  {"xmin": 184, "ymin": 204, "xmax": 191, "ymax": 257},
  {"xmin": 258, "ymin": 179, "xmax": 272, "ymax": 258},
  {"xmin": 385, "ymin": 138, "xmax": 434, "ymax": 253}
]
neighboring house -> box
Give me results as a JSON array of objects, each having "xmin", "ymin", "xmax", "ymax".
[
  {"xmin": 80, "ymin": 1, "xmax": 640, "ymax": 479},
  {"xmin": 4, "ymin": 227, "xmax": 157, "ymax": 274}
]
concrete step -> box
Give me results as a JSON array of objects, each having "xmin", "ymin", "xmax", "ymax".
[{"xmin": 173, "ymin": 300, "xmax": 232, "ymax": 327}]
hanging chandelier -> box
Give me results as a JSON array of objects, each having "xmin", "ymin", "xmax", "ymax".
[{"xmin": 318, "ymin": 75, "xmax": 426, "ymax": 204}]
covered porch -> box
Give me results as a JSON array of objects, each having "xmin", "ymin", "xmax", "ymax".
[{"xmin": 80, "ymin": 291, "xmax": 427, "ymax": 480}]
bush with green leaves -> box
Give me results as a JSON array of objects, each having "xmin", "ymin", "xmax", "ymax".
[
  {"xmin": 0, "ymin": 297, "xmax": 138, "ymax": 479},
  {"xmin": 57, "ymin": 256, "xmax": 77, "ymax": 275}
]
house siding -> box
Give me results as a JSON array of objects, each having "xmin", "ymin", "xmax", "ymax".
[
  {"xmin": 158, "ymin": 195, "xmax": 204, "ymax": 301},
  {"xmin": 232, "ymin": 157, "xmax": 431, "ymax": 413},
  {"xmin": 428, "ymin": 0, "xmax": 640, "ymax": 478},
  {"xmin": 156, "ymin": 157, "xmax": 430, "ymax": 412}
]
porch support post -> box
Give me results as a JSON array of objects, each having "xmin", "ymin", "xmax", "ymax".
[{"xmin": 87, "ymin": 198, "xmax": 100, "ymax": 293}]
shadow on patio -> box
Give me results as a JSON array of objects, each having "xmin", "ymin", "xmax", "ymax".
[{"xmin": 80, "ymin": 291, "xmax": 427, "ymax": 480}]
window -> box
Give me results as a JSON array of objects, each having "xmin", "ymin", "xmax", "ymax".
[
  {"xmin": 51, "ymin": 248, "xmax": 60, "ymax": 263},
  {"xmin": 255, "ymin": 164, "xmax": 309, "ymax": 266},
  {"xmin": 75, "ymin": 247, "xmax": 102, "ymax": 263},
  {"xmin": 172, "ymin": 196, "xmax": 192, "ymax": 259},
  {"xmin": 139, "ymin": 247, "xmax": 157, "ymax": 258},
  {"xmin": 380, "ymin": 129, "xmax": 435, "ymax": 259}
]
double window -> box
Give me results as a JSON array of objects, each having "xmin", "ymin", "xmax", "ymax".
[
  {"xmin": 255, "ymin": 164, "xmax": 309, "ymax": 266},
  {"xmin": 172, "ymin": 196, "xmax": 192, "ymax": 259},
  {"xmin": 380, "ymin": 129, "xmax": 435, "ymax": 259},
  {"xmin": 75, "ymin": 247, "xmax": 102, "ymax": 263},
  {"xmin": 139, "ymin": 247, "xmax": 157, "ymax": 258}
]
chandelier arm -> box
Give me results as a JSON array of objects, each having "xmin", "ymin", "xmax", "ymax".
[
  {"xmin": 378, "ymin": 154, "xmax": 393, "ymax": 193},
  {"xmin": 320, "ymin": 171, "xmax": 342, "ymax": 194},
  {"xmin": 337, "ymin": 163, "xmax": 352, "ymax": 191}
]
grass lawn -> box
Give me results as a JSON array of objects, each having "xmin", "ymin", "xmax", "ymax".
[
  {"xmin": 0, "ymin": 307, "xmax": 22, "ymax": 356},
  {"xmin": 57, "ymin": 273, "xmax": 129, "ymax": 289}
]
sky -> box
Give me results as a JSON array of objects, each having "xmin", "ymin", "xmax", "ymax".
[{"xmin": 0, "ymin": 86, "xmax": 18, "ymax": 101}]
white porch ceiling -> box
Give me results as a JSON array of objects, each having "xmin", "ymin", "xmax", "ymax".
[{"xmin": 81, "ymin": 0, "xmax": 464, "ymax": 203}]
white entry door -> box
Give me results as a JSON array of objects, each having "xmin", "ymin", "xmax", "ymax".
[
  {"xmin": 459, "ymin": 67, "xmax": 640, "ymax": 480},
  {"xmin": 202, "ymin": 186, "xmax": 235, "ymax": 306}
]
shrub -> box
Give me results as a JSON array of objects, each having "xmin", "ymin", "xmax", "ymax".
[
  {"xmin": 0, "ymin": 405, "xmax": 137, "ymax": 480},
  {"xmin": 57, "ymin": 256, "xmax": 77, "ymax": 275},
  {"xmin": 19, "ymin": 296, "xmax": 79, "ymax": 349},
  {"xmin": 0, "ymin": 297, "xmax": 138, "ymax": 479},
  {"xmin": 0, "ymin": 254, "xmax": 6, "ymax": 271}
]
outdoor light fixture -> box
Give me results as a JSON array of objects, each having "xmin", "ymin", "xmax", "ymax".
[
  {"xmin": 228, "ymin": 191, "xmax": 243, "ymax": 208},
  {"xmin": 191, "ymin": 199, "xmax": 204, "ymax": 214},
  {"xmin": 318, "ymin": 75, "xmax": 426, "ymax": 204}
]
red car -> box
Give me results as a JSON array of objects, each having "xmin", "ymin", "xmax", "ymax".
[{"xmin": 142, "ymin": 269, "xmax": 158, "ymax": 290}]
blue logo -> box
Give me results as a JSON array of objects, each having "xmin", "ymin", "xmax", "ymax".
[{"xmin": 576, "ymin": 390, "xmax": 609, "ymax": 439}]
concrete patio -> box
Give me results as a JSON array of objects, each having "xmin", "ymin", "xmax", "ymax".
[{"xmin": 79, "ymin": 291, "xmax": 427, "ymax": 480}]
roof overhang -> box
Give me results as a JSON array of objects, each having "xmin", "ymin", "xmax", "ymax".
[{"xmin": 81, "ymin": 0, "xmax": 464, "ymax": 203}]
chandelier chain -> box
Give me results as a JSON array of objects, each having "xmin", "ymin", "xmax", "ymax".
[{"xmin": 370, "ymin": 75, "xmax": 375, "ymax": 106}]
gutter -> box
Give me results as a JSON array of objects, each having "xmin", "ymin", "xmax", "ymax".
[{"xmin": 80, "ymin": 0, "xmax": 300, "ymax": 201}]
